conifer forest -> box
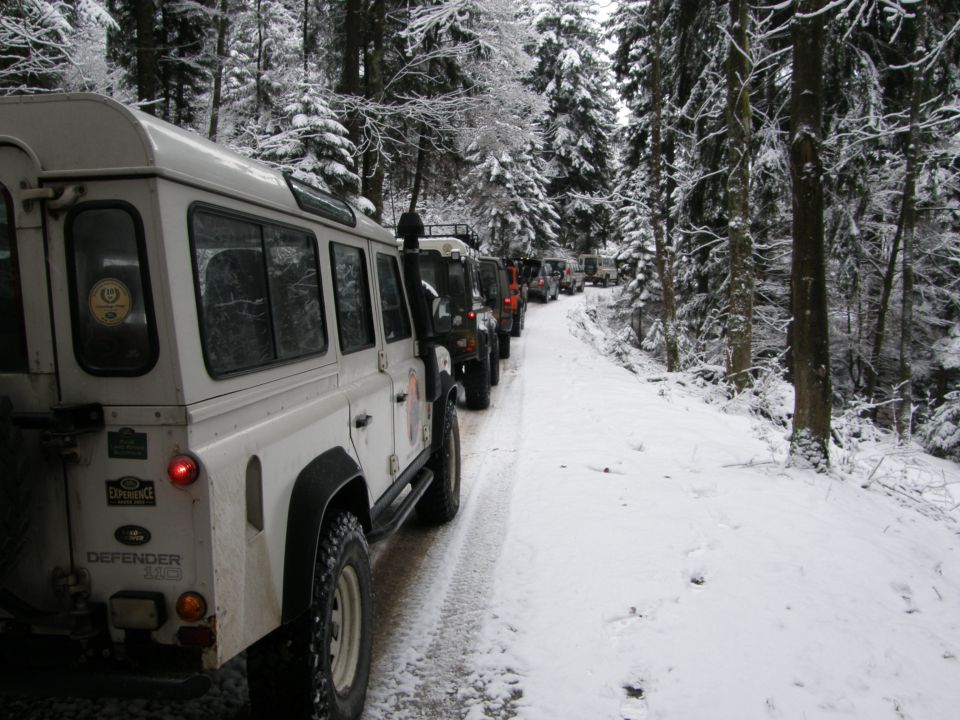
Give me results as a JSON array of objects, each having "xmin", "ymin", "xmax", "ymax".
[{"xmin": 2, "ymin": 0, "xmax": 959, "ymax": 467}]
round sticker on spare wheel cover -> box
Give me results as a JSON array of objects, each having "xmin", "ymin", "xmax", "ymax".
[
  {"xmin": 406, "ymin": 369, "xmax": 421, "ymax": 446},
  {"xmin": 89, "ymin": 278, "xmax": 132, "ymax": 326}
]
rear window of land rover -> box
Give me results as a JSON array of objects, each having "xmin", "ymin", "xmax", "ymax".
[{"xmin": 66, "ymin": 203, "xmax": 159, "ymax": 375}]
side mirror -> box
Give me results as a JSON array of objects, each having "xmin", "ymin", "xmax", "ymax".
[{"xmin": 431, "ymin": 296, "xmax": 453, "ymax": 334}]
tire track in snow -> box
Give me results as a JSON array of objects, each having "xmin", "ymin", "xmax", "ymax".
[{"xmin": 363, "ymin": 330, "xmax": 528, "ymax": 719}]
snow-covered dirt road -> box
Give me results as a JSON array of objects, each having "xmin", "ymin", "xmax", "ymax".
[
  {"xmin": 361, "ymin": 303, "xmax": 528, "ymax": 719},
  {"xmin": 5, "ymin": 286, "xmax": 960, "ymax": 720}
]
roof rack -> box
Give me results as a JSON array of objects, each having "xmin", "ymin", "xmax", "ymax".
[{"xmin": 393, "ymin": 222, "xmax": 480, "ymax": 250}]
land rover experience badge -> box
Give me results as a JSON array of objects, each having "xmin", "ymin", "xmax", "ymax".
[{"xmin": 106, "ymin": 476, "xmax": 157, "ymax": 507}]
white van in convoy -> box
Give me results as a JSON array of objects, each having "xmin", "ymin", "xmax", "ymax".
[
  {"xmin": 0, "ymin": 93, "xmax": 461, "ymax": 719},
  {"xmin": 579, "ymin": 254, "xmax": 619, "ymax": 287}
]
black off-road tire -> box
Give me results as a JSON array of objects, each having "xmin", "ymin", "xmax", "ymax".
[
  {"xmin": 416, "ymin": 402, "xmax": 461, "ymax": 524},
  {"xmin": 247, "ymin": 513, "xmax": 373, "ymax": 720},
  {"xmin": 511, "ymin": 307, "xmax": 523, "ymax": 337},
  {"xmin": 0, "ymin": 397, "xmax": 30, "ymax": 576},
  {"xmin": 499, "ymin": 332, "xmax": 511, "ymax": 359},
  {"xmin": 489, "ymin": 335, "xmax": 501, "ymax": 387},
  {"xmin": 464, "ymin": 349, "xmax": 491, "ymax": 410}
]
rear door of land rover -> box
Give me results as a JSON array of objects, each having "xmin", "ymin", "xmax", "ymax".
[
  {"xmin": 0, "ymin": 146, "xmax": 69, "ymax": 613},
  {"xmin": 0, "ymin": 150, "xmax": 204, "ymax": 654}
]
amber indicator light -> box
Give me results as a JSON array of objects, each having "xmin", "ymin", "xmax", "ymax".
[{"xmin": 176, "ymin": 592, "xmax": 207, "ymax": 622}]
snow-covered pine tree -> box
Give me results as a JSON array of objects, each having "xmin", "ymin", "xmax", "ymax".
[
  {"xmin": 256, "ymin": 81, "xmax": 362, "ymax": 200},
  {"xmin": 0, "ymin": 0, "xmax": 116, "ymax": 94},
  {"xmin": 106, "ymin": 0, "xmax": 213, "ymax": 124},
  {"xmin": 611, "ymin": 0, "xmax": 680, "ymax": 369},
  {"xmin": 218, "ymin": 0, "xmax": 299, "ymax": 134},
  {"xmin": 530, "ymin": 0, "xmax": 616, "ymax": 255},
  {"xmin": 465, "ymin": 139, "xmax": 559, "ymax": 256}
]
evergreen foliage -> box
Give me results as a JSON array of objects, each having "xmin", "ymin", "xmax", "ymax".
[
  {"xmin": 0, "ymin": 0, "xmax": 957, "ymax": 459},
  {"xmin": 530, "ymin": 0, "xmax": 616, "ymax": 255}
]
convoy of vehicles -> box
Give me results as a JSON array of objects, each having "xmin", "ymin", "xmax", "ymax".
[
  {"xmin": 580, "ymin": 254, "xmax": 619, "ymax": 286},
  {"xmin": 478, "ymin": 256, "xmax": 515, "ymax": 359},
  {"xmin": 545, "ymin": 257, "xmax": 585, "ymax": 295},
  {"xmin": 417, "ymin": 234, "xmax": 500, "ymax": 410},
  {"xmin": 0, "ymin": 92, "xmax": 620, "ymax": 720},
  {"xmin": 520, "ymin": 258, "xmax": 561, "ymax": 303}
]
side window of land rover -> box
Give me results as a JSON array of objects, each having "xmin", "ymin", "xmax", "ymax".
[
  {"xmin": 191, "ymin": 207, "xmax": 326, "ymax": 376},
  {"xmin": 375, "ymin": 253, "xmax": 412, "ymax": 343},
  {"xmin": 331, "ymin": 241, "xmax": 376, "ymax": 353}
]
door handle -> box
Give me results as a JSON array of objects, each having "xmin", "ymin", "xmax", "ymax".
[
  {"xmin": 395, "ymin": 392, "xmax": 408, "ymax": 403},
  {"xmin": 354, "ymin": 413, "xmax": 373, "ymax": 428}
]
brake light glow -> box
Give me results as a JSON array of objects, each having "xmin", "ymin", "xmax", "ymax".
[
  {"xmin": 538, "ymin": 279, "xmax": 544, "ymax": 287},
  {"xmin": 504, "ymin": 297, "xmax": 512, "ymax": 305},
  {"xmin": 168, "ymin": 455, "xmax": 199, "ymax": 486},
  {"xmin": 468, "ymin": 311, "xmax": 476, "ymax": 319}
]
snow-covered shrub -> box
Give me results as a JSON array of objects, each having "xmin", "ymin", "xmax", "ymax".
[{"xmin": 919, "ymin": 392, "xmax": 960, "ymax": 462}]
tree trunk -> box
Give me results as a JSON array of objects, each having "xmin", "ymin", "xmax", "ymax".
[
  {"xmin": 133, "ymin": 0, "xmax": 159, "ymax": 113},
  {"xmin": 208, "ymin": 0, "xmax": 230, "ymax": 141},
  {"xmin": 364, "ymin": 0, "xmax": 386, "ymax": 221},
  {"xmin": 649, "ymin": 0, "xmax": 680, "ymax": 371},
  {"xmin": 896, "ymin": 1, "xmax": 926, "ymax": 443},
  {"xmin": 255, "ymin": 0, "xmax": 263, "ymax": 114},
  {"xmin": 303, "ymin": 0, "xmax": 309, "ymax": 74},
  {"xmin": 338, "ymin": 0, "xmax": 364, "ymax": 152},
  {"xmin": 789, "ymin": 0, "xmax": 831, "ymax": 469},
  {"xmin": 864, "ymin": 208, "xmax": 903, "ymax": 405},
  {"xmin": 725, "ymin": 0, "xmax": 754, "ymax": 391},
  {"xmin": 409, "ymin": 127, "xmax": 430, "ymax": 213}
]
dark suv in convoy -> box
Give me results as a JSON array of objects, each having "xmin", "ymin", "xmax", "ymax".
[
  {"xmin": 418, "ymin": 232, "xmax": 500, "ymax": 408},
  {"xmin": 518, "ymin": 258, "xmax": 560, "ymax": 303},
  {"xmin": 479, "ymin": 257, "xmax": 515, "ymax": 359}
]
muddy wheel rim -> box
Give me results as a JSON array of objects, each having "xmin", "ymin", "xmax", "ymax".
[{"xmin": 330, "ymin": 564, "xmax": 362, "ymax": 693}]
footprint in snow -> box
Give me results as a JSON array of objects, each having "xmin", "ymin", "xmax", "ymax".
[
  {"xmin": 588, "ymin": 463, "xmax": 626, "ymax": 475},
  {"xmin": 891, "ymin": 581, "xmax": 919, "ymax": 614},
  {"xmin": 605, "ymin": 607, "xmax": 645, "ymax": 635},
  {"xmin": 620, "ymin": 682, "xmax": 648, "ymax": 720}
]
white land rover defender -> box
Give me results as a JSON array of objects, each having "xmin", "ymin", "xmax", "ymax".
[{"xmin": 0, "ymin": 93, "xmax": 461, "ymax": 719}]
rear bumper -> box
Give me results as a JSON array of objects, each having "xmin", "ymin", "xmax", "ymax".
[
  {"xmin": 0, "ymin": 621, "xmax": 209, "ymax": 700},
  {"xmin": 0, "ymin": 667, "xmax": 211, "ymax": 700}
]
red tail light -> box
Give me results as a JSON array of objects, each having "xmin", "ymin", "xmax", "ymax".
[
  {"xmin": 168, "ymin": 455, "xmax": 199, "ymax": 486},
  {"xmin": 538, "ymin": 279, "xmax": 544, "ymax": 287},
  {"xmin": 503, "ymin": 297, "xmax": 512, "ymax": 306},
  {"xmin": 468, "ymin": 310, "xmax": 476, "ymax": 319}
]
